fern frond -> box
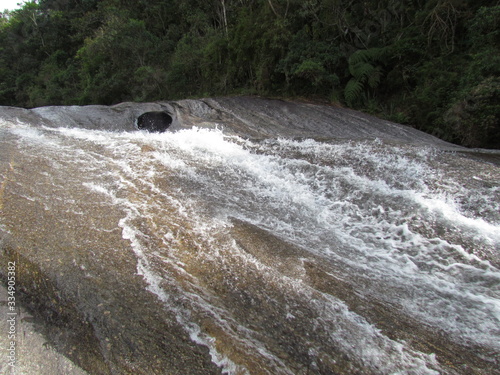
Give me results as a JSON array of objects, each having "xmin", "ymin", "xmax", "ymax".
[
  {"xmin": 346, "ymin": 47, "xmax": 388, "ymax": 106},
  {"xmin": 367, "ymin": 66, "xmax": 383, "ymax": 88},
  {"xmin": 348, "ymin": 47, "xmax": 385, "ymax": 66},
  {"xmin": 348, "ymin": 50, "xmax": 368, "ymax": 66},
  {"xmin": 344, "ymin": 79, "xmax": 364, "ymax": 106},
  {"xmin": 349, "ymin": 62, "xmax": 376, "ymax": 80}
]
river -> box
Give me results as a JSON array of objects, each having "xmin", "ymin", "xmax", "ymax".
[{"xmin": 0, "ymin": 97, "xmax": 499, "ymax": 374}]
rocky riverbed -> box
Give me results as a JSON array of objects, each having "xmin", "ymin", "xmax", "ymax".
[{"xmin": 1, "ymin": 97, "xmax": 499, "ymax": 374}]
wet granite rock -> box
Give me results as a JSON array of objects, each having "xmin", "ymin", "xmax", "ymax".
[{"xmin": 1, "ymin": 96, "xmax": 498, "ymax": 375}]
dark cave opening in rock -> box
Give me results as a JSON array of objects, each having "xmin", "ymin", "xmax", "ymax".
[{"xmin": 135, "ymin": 111, "xmax": 173, "ymax": 132}]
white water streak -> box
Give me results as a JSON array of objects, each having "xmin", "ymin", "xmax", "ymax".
[{"xmin": 5, "ymin": 121, "xmax": 500, "ymax": 372}]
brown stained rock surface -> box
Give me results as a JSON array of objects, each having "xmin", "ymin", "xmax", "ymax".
[
  {"xmin": 0, "ymin": 128, "xmax": 220, "ymax": 374},
  {"xmin": 0, "ymin": 98, "xmax": 499, "ymax": 374}
]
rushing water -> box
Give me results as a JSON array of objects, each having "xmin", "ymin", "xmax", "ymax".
[{"xmin": 0, "ymin": 100, "xmax": 499, "ymax": 374}]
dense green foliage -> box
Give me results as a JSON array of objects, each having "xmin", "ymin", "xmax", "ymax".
[{"xmin": 1, "ymin": 0, "xmax": 499, "ymax": 148}]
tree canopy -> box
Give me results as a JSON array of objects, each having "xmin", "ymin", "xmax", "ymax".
[{"xmin": 1, "ymin": 0, "xmax": 499, "ymax": 148}]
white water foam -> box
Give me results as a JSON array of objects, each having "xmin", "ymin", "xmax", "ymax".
[
  {"xmin": 133, "ymin": 128, "xmax": 500, "ymax": 351},
  {"xmin": 5, "ymin": 121, "xmax": 499, "ymax": 371}
]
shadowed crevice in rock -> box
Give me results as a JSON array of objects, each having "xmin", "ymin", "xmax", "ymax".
[{"xmin": 135, "ymin": 111, "xmax": 173, "ymax": 132}]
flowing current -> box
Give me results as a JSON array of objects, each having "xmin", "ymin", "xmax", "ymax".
[{"xmin": 0, "ymin": 100, "xmax": 499, "ymax": 374}]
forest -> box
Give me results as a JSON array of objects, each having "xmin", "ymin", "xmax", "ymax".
[{"xmin": 0, "ymin": 0, "xmax": 499, "ymax": 148}]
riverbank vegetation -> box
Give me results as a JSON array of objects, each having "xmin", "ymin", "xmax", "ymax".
[{"xmin": 1, "ymin": 0, "xmax": 499, "ymax": 148}]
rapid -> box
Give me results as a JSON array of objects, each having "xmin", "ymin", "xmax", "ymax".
[{"xmin": 0, "ymin": 97, "xmax": 499, "ymax": 374}]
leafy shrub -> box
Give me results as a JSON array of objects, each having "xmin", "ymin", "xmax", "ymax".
[{"xmin": 445, "ymin": 77, "xmax": 500, "ymax": 148}]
